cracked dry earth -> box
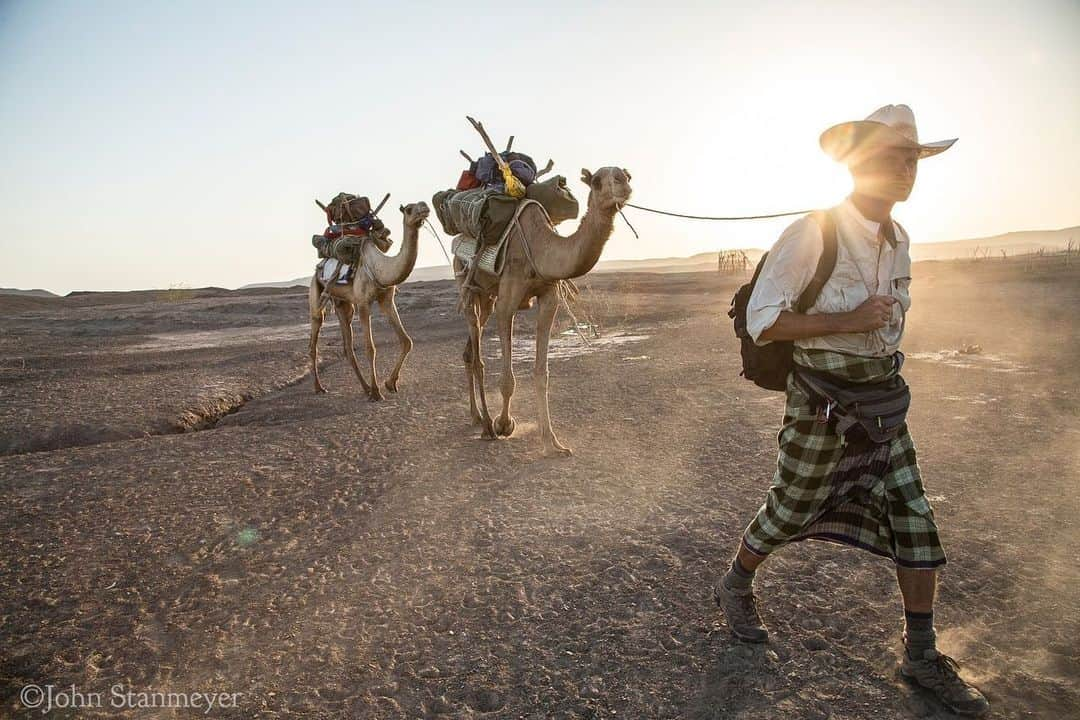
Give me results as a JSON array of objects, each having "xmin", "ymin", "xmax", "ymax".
[{"xmin": 1, "ymin": 261, "xmax": 1078, "ymax": 719}]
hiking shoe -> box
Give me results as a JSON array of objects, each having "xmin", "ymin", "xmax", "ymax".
[
  {"xmin": 900, "ymin": 649, "xmax": 990, "ymax": 717},
  {"xmin": 713, "ymin": 574, "xmax": 769, "ymax": 643}
]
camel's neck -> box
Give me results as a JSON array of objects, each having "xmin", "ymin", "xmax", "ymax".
[
  {"xmin": 363, "ymin": 222, "xmax": 419, "ymax": 287},
  {"xmin": 525, "ymin": 201, "xmax": 617, "ymax": 281}
]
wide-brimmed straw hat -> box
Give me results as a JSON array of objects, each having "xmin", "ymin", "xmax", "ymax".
[{"xmin": 820, "ymin": 104, "xmax": 957, "ymax": 164}]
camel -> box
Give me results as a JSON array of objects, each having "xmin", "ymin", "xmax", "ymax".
[
  {"xmin": 454, "ymin": 167, "xmax": 632, "ymax": 455},
  {"xmin": 308, "ymin": 201, "xmax": 430, "ymax": 400}
]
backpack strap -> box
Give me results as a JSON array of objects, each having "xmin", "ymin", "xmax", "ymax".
[
  {"xmin": 890, "ymin": 218, "xmax": 906, "ymax": 247},
  {"xmin": 795, "ymin": 209, "xmax": 838, "ymax": 313}
]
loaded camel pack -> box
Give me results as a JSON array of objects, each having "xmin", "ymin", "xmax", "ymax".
[
  {"xmin": 432, "ymin": 117, "xmax": 580, "ymax": 313},
  {"xmin": 307, "ymin": 192, "xmax": 432, "ymax": 402},
  {"xmin": 433, "ymin": 117, "xmax": 634, "ymax": 455},
  {"xmin": 311, "ymin": 192, "xmax": 392, "ymax": 292}
]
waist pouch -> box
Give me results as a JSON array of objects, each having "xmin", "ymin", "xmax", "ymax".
[{"xmin": 793, "ymin": 360, "xmax": 911, "ymax": 444}]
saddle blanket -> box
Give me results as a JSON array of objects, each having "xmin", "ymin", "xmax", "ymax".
[
  {"xmin": 451, "ymin": 199, "xmax": 548, "ymax": 277},
  {"xmin": 317, "ymin": 258, "xmax": 353, "ymax": 285},
  {"xmin": 451, "ymin": 233, "xmax": 504, "ymax": 276}
]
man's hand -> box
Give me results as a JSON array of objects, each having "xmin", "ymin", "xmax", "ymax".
[
  {"xmin": 845, "ymin": 295, "xmax": 897, "ymax": 332},
  {"xmin": 758, "ymin": 295, "xmax": 899, "ymax": 342}
]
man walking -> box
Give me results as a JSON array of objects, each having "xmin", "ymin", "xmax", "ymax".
[{"xmin": 715, "ymin": 105, "xmax": 989, "ymax": 717}]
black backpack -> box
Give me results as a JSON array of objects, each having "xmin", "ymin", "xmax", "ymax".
[{"xmin": 728, "ymin": 210, "xmax": 838, "ymax": 391}]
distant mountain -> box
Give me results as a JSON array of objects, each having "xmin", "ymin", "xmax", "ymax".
[
  {"xmin": 908, "ymin": 226, "xmax": 1078, "ymax": 262},
  {"xmin": 237, "ymin": 278, "xmax": 309, "ymax": 290},
  {"xmin": 180, "ymin": 224, "xmax": 1080, "ymax": 292},
  {"xmin": 0, "ymin": 287, "xmax": 58, "ymax": 297},
  {"xmin": 592, "ymin": 251, "xmax": 764, "ymax": 274},
  {"xmin": 239, "ymin": 264, "xmax": 455, "ymax": 290}
]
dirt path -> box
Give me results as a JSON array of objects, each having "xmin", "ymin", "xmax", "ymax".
[{"xmin": 1, "ymin": 265, "xmax": 1077, "ymax": 719}]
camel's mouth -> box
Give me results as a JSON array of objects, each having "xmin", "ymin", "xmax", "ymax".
[{"xmin": 402, "ymin": 202, "xmax": 431, "ymax": 226}]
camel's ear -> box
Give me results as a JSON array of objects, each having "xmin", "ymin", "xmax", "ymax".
[
  {"xmin": 399, "ymin": 204, "xmax": 406, "ymax": 213},
  {"xmin": 622, "ymin": 168, "xmax": 632, "ymax": 181},
  {"xmin": 580, "ymin": 168, "xmax": 593, "ymax": 186}
]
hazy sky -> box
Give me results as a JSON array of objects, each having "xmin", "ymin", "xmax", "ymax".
[{"xmin": 1, "ymin": 0, "xmax": 1077, "ymax": 294}]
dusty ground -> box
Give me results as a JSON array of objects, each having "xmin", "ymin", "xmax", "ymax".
[{"xmin": 1, "ymin": 257, "xmax": 1077, "ymax": 719}]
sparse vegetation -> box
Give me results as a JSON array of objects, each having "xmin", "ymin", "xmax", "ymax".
[
  {"xmin": 718, "ymin": 249, "xmax": 751, "ymax": 274},
  {"xmin": 158, "ymin": 283, "xmax": 194, "ymax": 303}
]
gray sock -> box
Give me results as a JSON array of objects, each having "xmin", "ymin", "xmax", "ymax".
[
  {"xmin": 725, "ymin": 557, "xmax": 755, "ymax": 590},
  {"xmin": 904, "ymin": 611, "xmax": 936, "ymax": 658}
]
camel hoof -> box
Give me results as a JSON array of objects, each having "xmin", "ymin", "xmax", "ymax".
[
  {"xmin": 480, "ymin": 421, "xmax": 497, "ymax": 440},
  {"xmin": 385, "ymin": 378, "xmax": 399, "ymax": 393},
  {"xmin": 369, "ymin": 389, "xmax": 384, "ymax": 402},
  {"xmin": 314, "ymin": 384, "xmax": 327, "ymax": 394},
  {"xmin": 542, "ymin": 437, "xmax": 573, "ymax": 456},
  {"xmin": 494, "ymin": 415, "xmax": 516, "ymax": 437}
]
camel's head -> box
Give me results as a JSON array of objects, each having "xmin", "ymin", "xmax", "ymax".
[
  {"xmin": 400, "ymin": 201, "xmax": 431, "ymax": 229},
  {"xmin": 580, "ymin": 167, "xmax": 632, "ymax": 212}
]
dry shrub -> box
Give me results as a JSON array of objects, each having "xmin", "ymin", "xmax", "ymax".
[
  {"xmin": 158, "ymin": 283, "xmax": 193, "ymax": 303},
  {"xmin": 560, "ymin": 281, "xmax": 638, "ymax": 336}
]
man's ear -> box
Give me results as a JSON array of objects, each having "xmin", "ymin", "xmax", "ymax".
[{"xmin": 580, "ymin": 168, "xmax": 593, "ymax": 186}]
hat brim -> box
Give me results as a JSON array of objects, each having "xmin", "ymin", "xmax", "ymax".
[{"xmin": 820, "ymin": 120, "xmax": 956, "ymax": 163}]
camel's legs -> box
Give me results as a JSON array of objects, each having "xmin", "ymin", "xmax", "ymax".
[
  {"xmin": 494, "ymin": 288, "xmax": 526, "ymax": 438},
  {"xmin": 309, "ymin": 285, "xmax": 328, "ymax": 394},
  {"xmin": 534, "ymin": 287, "xmax": 571, "ymax": 456},
  {"xmin": 463, "ymin": 294, "xmax": 494, "ymax": 426},
  {"xmin": 457, "ymin": 258, "xmax": 482, "ymax": 423},
  {"xmin": 377, "ymin": 288, "xmax": 412, "ymax": 393},
  {"xmin": 463, "ymin": 338, "xmax": 480, "ymax": 424},
  {"xmin": 357, "ymin": 303, "xmax": 383, "ymax": 402},
  {"xmin": 334, "ymin": 299, "xmax": 372, "ymax": 395},
  {"xmin": 466, "ymin": 295, "xmax": 496, "ymax": 438}
]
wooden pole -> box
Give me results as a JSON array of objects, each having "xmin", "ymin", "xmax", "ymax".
[
  {"xmin": 372, "ymin": 193, "xmax": 391, "ymax": 216},
  {"xmin": 466, "ymin": 116, "xmax": 508, "ymax": 171}
]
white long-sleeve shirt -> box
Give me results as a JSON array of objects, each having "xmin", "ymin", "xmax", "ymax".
[{"xmin": 746, "ymin": 197, "xmax": 912, "ymax": 357}]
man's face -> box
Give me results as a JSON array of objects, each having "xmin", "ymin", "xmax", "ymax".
[{"xmin": 850, "ymin": 146, "xmax": 920, "ymax": 202}]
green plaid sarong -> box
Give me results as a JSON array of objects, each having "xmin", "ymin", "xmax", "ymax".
[{"xmin": 742, "ymin": 348, "xmax": 946, "ymax": 569}]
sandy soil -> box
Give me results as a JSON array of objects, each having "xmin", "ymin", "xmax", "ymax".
[{"xmin": 1, "ymin": 257, "xmax": 1077, "ymax": 719}]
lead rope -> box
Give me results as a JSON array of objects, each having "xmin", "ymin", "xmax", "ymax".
[
  {"xmin": 617, "ymin": 208, "xmax": 639, "ymax": 239},
  {"xmin": 623, "ymin": 203, "xmax": 816, "ymax": 221},
  {"xmin": 423, "ymin": 219, "xmax": 455, "ymax": 269}
]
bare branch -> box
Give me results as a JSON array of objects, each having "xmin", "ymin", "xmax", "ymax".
[{"xmin": 466, "ymin": 116, "xmax": 505, "ymax": 167}]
